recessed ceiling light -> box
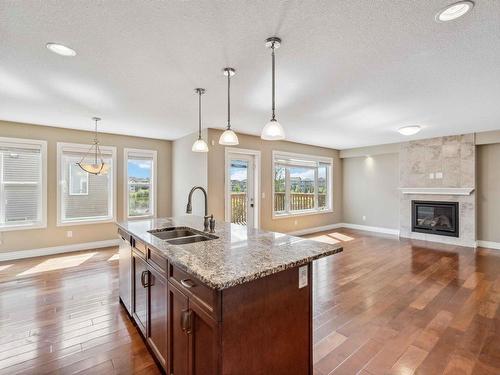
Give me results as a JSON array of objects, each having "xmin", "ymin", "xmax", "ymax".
[
  {"xmin": 46, "ymin": 43, "xmax": 77, "ymax": 57},
  {"xmin": 436, "ymin": 1, "xmax": 474, "ymax": 22},
  {"xmin": 398, "ymin": 126, "xmax": 421, "ymax": 136}
]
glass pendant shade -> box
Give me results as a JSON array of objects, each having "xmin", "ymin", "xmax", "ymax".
[
  {"xmin": 261, "ymin": 119, "xmax": 285, "ymax": 140},
  {"xmin": 219, "ymin": 129, "xmax": 239, "ymax": 145},
  {"xmin": 77, "ymin": 161, "xmax": 105, "ymax": 175},
  {"xmin": 192, "ymin": 138, "xmax": 209, "ymax": 152}
]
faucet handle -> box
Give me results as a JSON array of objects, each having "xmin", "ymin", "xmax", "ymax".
[
  {"xmin": 203, "ymin": 215, "xmax": 210, "ymax": 232},
  {"xmin": 209, "ymin": 215, "xmax": 216, "ymax": 233}
]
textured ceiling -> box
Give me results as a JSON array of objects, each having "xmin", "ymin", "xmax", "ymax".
[{"xmin": 1, "ymin": 0, "xmax": 499, "ymax": 149}]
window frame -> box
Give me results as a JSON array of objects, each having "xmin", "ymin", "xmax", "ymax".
[
  {"xmin": 0, "ymin": 137, "xmax": 47, "ymax": 232},
  {"xmin": 272, "ymin": 150, "xmax": 333, "ymax": 219},
  {"xmin": 57, "ymin": 142, "xmax": 117, "ymax": 226},
  {"xmin": 124, "ymin": 148, "xmax": 157, "ymax": 220}
]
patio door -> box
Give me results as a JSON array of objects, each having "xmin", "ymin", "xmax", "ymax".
[{"xmin": 225, "ymin": 150, "xmax": 260, "ymax": 228}]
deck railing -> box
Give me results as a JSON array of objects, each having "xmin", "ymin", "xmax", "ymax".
[
  {"xmin": 230, "ymin": 192, "xmax": 247, "ymax": 224},
  {"xmin": 230, "ymin": 192, "xmax": 327, "ymax": 224}
]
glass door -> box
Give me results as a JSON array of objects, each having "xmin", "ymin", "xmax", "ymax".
[{"xmin": 227, "ymin": 153, "xmax": 255, "ymax": 227}]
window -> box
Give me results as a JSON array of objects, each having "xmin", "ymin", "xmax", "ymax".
[
  {"xmin": 272, "ymin": 151, "xmax": 332, "ymax": 217},
  {"xmin": 125, "ymin": 148, "xmax": 157, "ymax": 219},
  {"xmin": 0, "ymin": 137, "xmax": 47, "ymax": 231},
  {"xmin": 57, "ymin": 143, "xmax": 116, "ymax": 225}
]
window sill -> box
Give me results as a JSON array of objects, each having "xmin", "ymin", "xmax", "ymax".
[
  {"xmin": 272, "ymin": 209, "xmax": 333, "ymax": 220},
  {"xmin": 126, "ymin": 214, "xmax": 155, "ymax": 220},
  {"xmin": 0, "ymin": 222, "xmax": 47, "ymax": 232},
  {"xmin": 57, "ymin": 218, "xmax": 116, "ymax": 227}
]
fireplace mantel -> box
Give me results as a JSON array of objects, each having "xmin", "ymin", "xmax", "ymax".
[{"xmin": 399, "ymin": 187, "xmax": 475, "ymax": 196}]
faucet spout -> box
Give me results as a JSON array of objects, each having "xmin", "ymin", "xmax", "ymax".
[{"xmin": 186, "ymin": 186, "xmax": 208, "ymax": 216}]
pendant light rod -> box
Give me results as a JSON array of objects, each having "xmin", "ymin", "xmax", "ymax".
[
  {"xmin": 265, "ymin": 37, "xmax": 281, "ymax": 121},
  {"xmin": 194, "ymin": 88, "xmax": 206, "ymax": 139},
  {"xmin": 223, "ymin": 68, "xmax": 235, "ymax": 130},
  {"xmin": 91, "ymin": 117, "xmax": 101, "ymax": 165}
]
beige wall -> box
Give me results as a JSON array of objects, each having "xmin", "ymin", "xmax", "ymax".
[
  {"xmin": 0, "ymin": 120, "xmax": 172, "ymax": 254},
  {"xmin": 477, "ymin": 143, "xmax": 500, "ymax": 243},
  {"xmin": 206, "ymin": 129, "xmax": 342, "ymax": 233},
  {"xmin": 172, "ymin": 130, "xmax": 208, "ymax": 216},
  {"xmin": 342, "ymin": 153, "xmax": 400, "ymax": 229}
]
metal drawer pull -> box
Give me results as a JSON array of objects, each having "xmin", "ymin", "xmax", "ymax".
[
  {"xmin": 180, "ymin": 278, "xmax": 195, "ymax": 288},
  {"xmin": 181, "ymin": 309, "xmax": 192, "ymax": 335}
]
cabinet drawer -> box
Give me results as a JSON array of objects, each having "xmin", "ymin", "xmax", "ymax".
[
  {"xmin": 169, "ymin": 264, "xmax": 219, "ymax": 319},
  {"xmin": 133, "ymin": 238, "xmax": 147, "ymax": 257},
  {"xmin": 147, "ymin": 247, "xmax": 167, "ymax": 276}
]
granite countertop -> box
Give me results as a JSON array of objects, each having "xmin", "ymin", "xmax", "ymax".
[{"xmin": 117, "ymin": 216, "xmax": 343, "ymax": 290}]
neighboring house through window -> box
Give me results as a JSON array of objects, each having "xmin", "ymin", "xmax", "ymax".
[{"xmin": 125, "ymin": 148, "xmax": 157, "ymax": 219}]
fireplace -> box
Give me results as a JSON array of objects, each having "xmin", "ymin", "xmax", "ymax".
[{"xmin": 411, "ymin": 201, "xmax": 459, "ymax": 238}]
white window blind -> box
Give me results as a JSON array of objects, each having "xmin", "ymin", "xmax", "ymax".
[
  {"xmin": 0, "ymin": 138, "xmax": 46, "ymax": 230},
  {"xmin": 125, "ymin": 149, "xmax": 156, "ymax": 219},
  {"xmin": 58, "ymin": 143, "xmax": 116, "ymax": 225},
  {"xmin": 273, "ymin": 151, "xmax": 333, "ymax": 217}
]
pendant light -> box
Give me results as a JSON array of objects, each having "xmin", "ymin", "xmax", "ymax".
[
  {"xmin": 77, "ymin": 117, "xmax": 109, "ymax": 175},
  {"xmin": 261, "ymin": 37, "xmax": 285, "ymax": 141},
  {"xmin": 219, "ymin": 67, "xmax": 239, "ymax": 145},
  {"xmin": 192, "ymin": 88, "xmax": 209, "ymax": 152}
]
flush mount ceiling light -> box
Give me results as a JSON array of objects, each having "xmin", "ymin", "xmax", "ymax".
[
  {"xmin": 77, "ymin": 117, "xmax": 109, "ymax": 175},
  {"xmin": 46, "ymin": 43, "xmax": 77, "ymax": 57},
  {"xmin": 192, "ymin": 88, "xmax": 209, "ymax": 153},
  {"xmin": 261, "ymin": 37, "xmax": 285, "ymax": 141},
  {"xmin": 219, "ymin": 67, "xmax": 239, "ymax": 146},
  {"xmin": 436, "ymin": 1, "xmax": 474, "ymax": 22},
  {"xmin": 398, "ymin": 125, "xmax": 422, "ymax": 136}
]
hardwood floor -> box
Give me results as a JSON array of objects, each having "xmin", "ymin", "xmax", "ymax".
[{"xmin": 0, "ymin": 229, "xmax": 499, "ymax": 374}]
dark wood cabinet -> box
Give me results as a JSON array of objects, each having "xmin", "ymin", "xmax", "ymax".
[
  {"xmin": 132, "ymin": 251, "xmax": 148, "ymax": 335},
  {"xmin": 147, "ymin": 265, "xmax": 168, "ymax": 370},
  {"xmin": 123, "ymin": 232, "xmax": 314, "ymax": 375},
  {"xmin": 188, "ymin": 299, "xmax": 219, "ymax": 375},
  {"xmin": 168, "ymin": 282, "xmax": 189, "ymax": 375}
]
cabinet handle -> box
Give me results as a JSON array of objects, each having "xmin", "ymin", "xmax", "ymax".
[
  {"xmin": 181, "ymin": 309, "xmax": 192, "ymax": 335},
  {"xmin": 141, "ymin": 270, "xmax": 150, "ymax": 288},
  {"xmin": 180, "ymin": 278, "xmax": 195, "ymax": 289}
]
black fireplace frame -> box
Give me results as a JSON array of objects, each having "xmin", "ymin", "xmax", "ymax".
[{"xmin": 411, "ymin": 200, "xmax": 459, "ymax": 238}]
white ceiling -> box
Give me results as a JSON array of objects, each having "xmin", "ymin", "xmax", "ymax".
[{"xmin": 1, "ymin": 1, "xmax": 499, "ymax": 149}]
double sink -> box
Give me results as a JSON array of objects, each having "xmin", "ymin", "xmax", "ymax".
[{"xmin": 148, "ymin": 226, "xmax": 218, "ymax": 245}]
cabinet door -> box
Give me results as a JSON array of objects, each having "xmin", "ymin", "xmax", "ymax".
[
  {"xmin": 132, "ymin": 252, "xmax": 148, "ymax": 335},
  {"xmin": 189, "ymin": 300, "xmax": 219, "ymax": 375},
  {"xmin": 168, "ymin": 282, "xmax": 189, "ymax": 375},
  {"xmin": 147, "ymin": 266, "xmax": 168, "ymax": 370}
]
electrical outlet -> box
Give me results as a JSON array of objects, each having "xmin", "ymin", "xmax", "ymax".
[
  {"xmin": 211, "ymin": 139, "xmax": 215, "ymax": 146},
  {"xmin": 66, "ymin": 231, "xmax": 73, "ymax": 238},
  {"xmin": 262, "ymin": 192, "xmax": 266, "ymax": 199},
  {"xmin": 294, "ymin": 219, "xmax": 298, "ymax": 226},
  {"xmin": 362, "ymin": 215, "xmax": 366, "ymax": 221},
  {"xmin": 436, "ymin": 172, "xmax": 443, "ymax": 179},
  {"xmin": 429, "ymin": 173, "xmax": 435, "ymax": 179}
]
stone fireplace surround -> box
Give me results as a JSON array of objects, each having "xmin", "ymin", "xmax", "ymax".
[{"xmin": 399, "ymin": 134, "xmax": 476, "ymax": 247}]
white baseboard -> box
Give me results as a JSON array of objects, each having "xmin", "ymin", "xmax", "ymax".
[
  {"xmin": 0, "ymin": 239, "xmax": 120, "ymax": 262},
  {"xmin": 287, "ymin": 223, "xmax": 343, "ymax": 236},
  {"xmin": 477, "ymin": 240, "xmax": 500, "ymax": 250},
  {"xmin": 338, "ymin": 223, "xmax": 400, "ymax": 236},
  {"xmin": 287, "ymin": 222, "xmax": 399, "ymax": 237}
]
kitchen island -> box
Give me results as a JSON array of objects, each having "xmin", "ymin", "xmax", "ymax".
[{"xmin": 117, "ymin": 216, "xmax": 342, "ymax": 375}]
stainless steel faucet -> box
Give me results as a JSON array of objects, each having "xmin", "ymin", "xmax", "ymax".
[{"xmin": 186, "ymin": 186, "xmax": 214, "ymax": 232}]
